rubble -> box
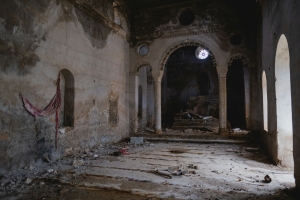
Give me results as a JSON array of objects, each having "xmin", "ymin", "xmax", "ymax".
[
  {"xmin": 25, "ymin": 178, "xmax": 32, "ymax": 185},
  {"xmin": 73, "ymin": 159, "xmax": 84, "ymax": 166}
]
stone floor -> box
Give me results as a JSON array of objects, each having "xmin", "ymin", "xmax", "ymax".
[{"xmin": 1, "ymin": 141, "xmax": 299, "ymax": 200}]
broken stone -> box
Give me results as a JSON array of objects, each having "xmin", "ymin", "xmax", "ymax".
[
  {"xmin": 203, "ymin": 116, "xmax": 213, "ymax": 120},
  {"xmin": 144, "ymin": 127, "xmax": 154, "ymax": 133},
  {"xmin": 59, "ymin": 128, "xmax": 65, "ymax": 134},
  {"xmin": 130, "ymin": 137, "xmax": 143, "ymax": 144},
  {"xmin": 93, "ymin": 154, "xmax": 99, "ymax": 158},
  {"xmin": 47, "ymin": 169, "xmax": 54, "ymax": 173},
  {"xmin": 44, "ymin": 154, "xmax": 51, "ymax": 163},
  {"xmin": 29, "ymin": 165, "xmax": 35, "ymax": 171},
  {"xmin": 184, "ymin": 129, "xmax": 193, "ymax": 133},
  {"xmin": 64, "ymin": 147, "xmax": 73, "ymax": 156},
  {"xmin": 73, "ymin": 160, "xmax": 84, "ymax": 166},
  {"xmin": 264, "ymin": 175, "xmax": 272, "ymax": 183},
  {"xmin": 25, "ymin": 178, "xmax": 32, "ymax": 185}
]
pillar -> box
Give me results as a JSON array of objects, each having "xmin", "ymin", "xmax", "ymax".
[
  {"xmin": 154, "ymin": 80, "xmax": 162, "ymax": 134},
  {"xmin": 129, "ymin": 73, "xmax": 139, "ymax": 135},
  {"xmin": 216, "ymin": 67, "xmax": 228, "ymax": 135}
]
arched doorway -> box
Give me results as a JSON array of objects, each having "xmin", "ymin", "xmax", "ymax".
[
  {"xmin": 161, "ymin": 46, "xmax": 218, "ymax": 128},
  {"xmin": 227, "ymin": 59, "xmax": 249, "ymax": 129},
  {"xmin": 60, "ymin": 69, "xmax": 74, "ymax": 127},
  {"xmin": 262, "ymin": 71, "xmax": 268, "ymax": 131},
  {"xmin": 275, "ymin": 34, "xmax": 294, "ymax": 168}
]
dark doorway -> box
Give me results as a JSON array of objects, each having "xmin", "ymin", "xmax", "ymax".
[
  {"xmin": 227, "ymin": 60, "xmax": 246, "ymax": 129},
  {"xmin": 161, "ymin": 46, "xmax": 218, "ymax": 128}
]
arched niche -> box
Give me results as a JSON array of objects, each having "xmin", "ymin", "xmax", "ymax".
[
  {"xmin": 60, "ymin": 69, "xmax": 75, "ymax": 127},
  {"xmin": 262, "ymin": 71, "xmax": 268, "ymax": 131},
  {"xmin": 275, "ymin": 34, "xmax": 293, "ymax": 168},
  {"xmin": 227, "ymin": 54, "xmax": 250, "ymax": 129}
]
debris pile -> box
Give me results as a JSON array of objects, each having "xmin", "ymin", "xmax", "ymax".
[{"xmin": 172, "ymin": 110, "xmax": 219, "ymax": 131}]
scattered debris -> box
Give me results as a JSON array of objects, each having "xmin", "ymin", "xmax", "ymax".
[
  {"xmin": 119, "ymin": 147, "xmax": 129, "ymax": 155},
  {"xmin": 183, "ymin": 129, "xmax": 193, "ymax": 133},
  {"xmin": 73, "ymin": 159, "xmax": 84, "ymax": 166},
  {"xmin": 264, "ymin": 175, "xmax": 272, "ymax": 183},
  {"xmin": 169, "ymin": 149, "xmax": 188, "ymax": 154},
  {"xmin": 47, "ymin": 169, "xmax": 54, "ymax": 173},
  {"xmin": 144, "ymin": 127, "xmax": 154, "ymax": 133},
  {"xmin": 25, "ymin": 178, "xmax": 32, "ymax": 185},
  {"xmin": 93, "ymin": 154, "xmax": 99, "ymax": 158},
  {"xmin": 44, "ymin": 154, "xmax": 51, "ymax": 163},
  {"xmin": 59, "ymin": 128, "xmax": 66, "ymax": 134},
  {"xmin": 188, "ymin": 164, "xmax": 199, "ymax": 169},
  {"xmin": 246, "ymin": 147, "xmax": 260, "ymax": 152},
  {"xmin": 150, "ymin": 170, "xmax": 172, "ymax": 179}
]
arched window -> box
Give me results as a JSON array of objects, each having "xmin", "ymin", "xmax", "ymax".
[
  {"xmin": 275, "ymin": 34, "xmax": 293, "ymax": 168},
  {"xmin": 60, "ymin": 69, "xmax": 74, "ymax": 127},
  {"xmin": 262, "ymin": 71, "xmax": 268, "ymax": 131}
]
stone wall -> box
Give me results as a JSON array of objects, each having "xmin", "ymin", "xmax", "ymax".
[
  {"xmin": 0, "ymin": 0, "xmax": 129, "ymax": 171},
  {"xmin": 260, "ymin": 0, "xmax": 300, "ymax": 190}
]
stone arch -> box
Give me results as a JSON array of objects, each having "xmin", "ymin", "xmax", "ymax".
[
  {"xmin": 228, "ymin": 53, "xmax": 250, "ymax": 66},
  {"xmin": 60, "ymin": 69, "xmax": 75, "ymax": 127},
  {"xmin": 275, "ymin": 34, "xmax": 293, "ymax": 168},
  {"xmin": 135, "ymin": 62, "xmax": 152, "ymax": 76},
  {"xmin": 159, "ymin": 40, "xmax": 217, "ymax": 73}
]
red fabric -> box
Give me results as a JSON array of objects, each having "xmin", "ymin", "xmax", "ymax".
[{"xmin": 20, "ymin": 73, "xmax": 61, "ymax": 149}]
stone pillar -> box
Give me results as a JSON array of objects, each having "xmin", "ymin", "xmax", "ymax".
[
  {"xmin": 154, "ymin": 80, "xmax": 162, "ymax": 134},
  {"xmin": 216, "ymin": 67, "xmax": 228, "ymax": 135},
  {"xmin": 129, "ymin": 73, "xmax": 139, "ymax": 135}
]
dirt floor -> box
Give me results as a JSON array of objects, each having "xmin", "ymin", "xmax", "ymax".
[{"xmin": 0, "ymin": 140, "xmax": 299, "ymax": 200}]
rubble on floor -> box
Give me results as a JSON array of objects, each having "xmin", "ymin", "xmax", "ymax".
[{"xmin": 0, "ymin": 142, "xmax": 298, "ymax": 200}]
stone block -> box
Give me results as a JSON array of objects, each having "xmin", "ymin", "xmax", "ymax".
[{"xmin": 130, "ymin": 137, "xmax": 143, "ymax": 144}]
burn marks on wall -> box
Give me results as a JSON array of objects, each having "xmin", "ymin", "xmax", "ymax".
[
  {"xmin": 0, "ymin": 0, "xmax": 51, "ymax": 75},
  {"xmin": 74, "ymin": 0, "xmax": 113, "ymax": 49}
]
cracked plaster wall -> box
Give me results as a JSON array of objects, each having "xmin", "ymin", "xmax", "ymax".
[{"xmin": 0, "ymin": 0, "xmax": 129, "ymax": 171}]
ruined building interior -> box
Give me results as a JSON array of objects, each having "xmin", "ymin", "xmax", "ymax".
[{"xmin": 1, "ymin": 0, "xmax": 300, "ymax": 199}]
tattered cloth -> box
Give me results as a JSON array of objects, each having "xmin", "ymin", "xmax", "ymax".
[{"xmin": 19, "ymin": 73, "xmax": 61, "ymax": 149}]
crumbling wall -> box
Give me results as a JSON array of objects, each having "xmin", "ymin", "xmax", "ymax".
[
  {"xmin": 0, "ymin": 0, "xmax": 129, "ymax": 172},
  {"xmin": 260, "ymin": 0, "xmax": 300, "ymax": 191}
]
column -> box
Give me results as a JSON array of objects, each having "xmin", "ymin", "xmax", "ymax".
[
  {"xmin": 154, "ymin": 80, "xmax": 162, "ymax": 134},
  {"xmin": 129, "ymin": 73, "xmax": 138, "ymax": 135},
  {"xmin": 216, "ymin": 67, "xmax": 228, "ymax": 135}
]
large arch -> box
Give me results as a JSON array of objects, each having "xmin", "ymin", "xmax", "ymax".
[
  {"xmin": 159, "ymin": 40, "xmax": 217, "ymax": 75},
  {"xmin": 262, "ymin": 71, "xmax": 268, "ymax": 131},
  {"xmin": 153, "ymin": 39, "xmax": 221, "ymax": 134},
  {"xmin": 275, "ymin": 34, "xmax": 293, "ymax": 168}
]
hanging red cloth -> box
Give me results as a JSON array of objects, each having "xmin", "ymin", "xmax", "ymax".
[{"xmin": 19, "ymin": 73, "xmax": 61, "ymax": 149}]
